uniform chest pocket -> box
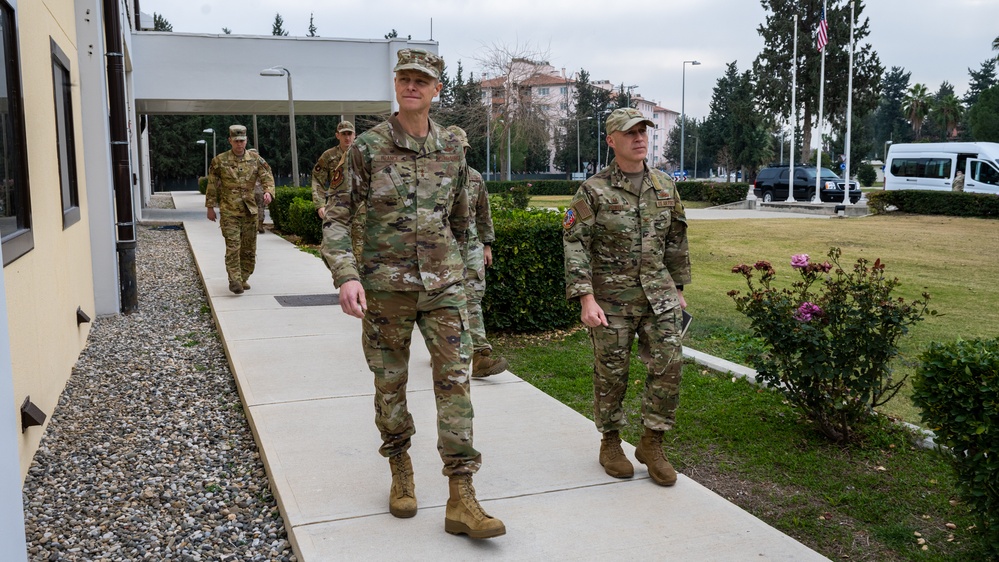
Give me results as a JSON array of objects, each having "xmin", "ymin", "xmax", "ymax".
[
  {"xmin": 369, "ymin": 163, "xmax": 408, "ymax": 209},
  {"xmin": 596, "ymin": 204, "xmax": 637, "ymax": 233},
  {"xmin": 653, "ymin": 210, "xmax": 672, "ymax": 233}
]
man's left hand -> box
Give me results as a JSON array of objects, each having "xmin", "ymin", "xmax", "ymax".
[
  {"xmin": 263, "ymin": 192, "xmax": 273, "ymax": 206},
  {"xmin": 483, "ymin": 245, "xmax": 493, "ymax": 267}
]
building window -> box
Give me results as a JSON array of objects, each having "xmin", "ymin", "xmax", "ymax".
[
  {"xmin": 52, "ymin": 39, "xmax": 79, "ymax": 229},
  {"xmin": 537, "ymin": 87, "xmax": 549, "ymax": 96},
  {"xmin": 560, "ymin": 86, "xmax": 567, "ymax": 95},
  {"xmin": 0, "ymin": 1, "xmax": 32, "ymax": 265}
]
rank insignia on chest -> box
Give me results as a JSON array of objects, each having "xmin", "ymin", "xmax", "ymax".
[{"xmin": 563, "ymin": 208, "xmax": 576, "ymax": 230}]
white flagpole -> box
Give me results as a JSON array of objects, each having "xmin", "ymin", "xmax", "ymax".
[
  {"xmin": 787, "ymin": 14, "xmax": 798, "ymax": 203},
  {"xmin": 814, "ymin": 0, "xmax": 827, "ymax": 204},
  {"xmin": 843, "ymin": 1, "xmax": 855, "ymax": 205}
]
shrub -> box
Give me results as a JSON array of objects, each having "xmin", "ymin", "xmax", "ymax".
[
  {"xmin": 729, "ymin": 248, "xmax": 932, "ymax": 443},
  {"xmin": 678, "ymin": 182, "xmax": 749, "ymax": 205},
  {"xmin": 271, "ymin": 186, "xmax": 312, "ymax": 232},
  {"xmin": 490, "ymin": 182, "xmax": 531, "ymax": 211},
  {"xmin": 484, "ymin": 208, "xmax": 580, "ymax": 333},
  {"xmin": 486, "ymin": 179, "xmax": 580, "ymax": 196},
  {"xmin": 913, "ymin": 338, "xmax": 999, "ymax": 557},
  {"xmin": 198, "ymin": 176, "xmax": 208, "ymax": 195},
  {"xmin": 286, "ymin": 198, "xmax": 323, "ymax": 244},
  {"xmin": 867, "ymin": 189, "xmax": 999, "ymax": 218},
  {"xmin": 856, "ymin": 163, "xmax": 877, "ymax": 187}
]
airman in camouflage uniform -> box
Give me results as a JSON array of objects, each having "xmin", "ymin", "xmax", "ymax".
[
  {"xmin": 446, "ymin": 125, "xmax": 509, "ymax": 378},
  {"xmin": 563, "ymin": 108, "xmax": 691, "ymax": 487},
  {"xmin": 320, "ymin": 48, "xmax": 505, "ymax": 539},
  {"xmin": 311, "ymin": 120, "xmax": 356, "ymax": 215},
  {"xmin": 206, "ymin": 125, "xmax": 275, "ymax": 294}
]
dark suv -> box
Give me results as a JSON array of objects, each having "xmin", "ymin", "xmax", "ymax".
[{"xmin": 754, "ymin": 166, "xmax": 861, "ymax": 203}]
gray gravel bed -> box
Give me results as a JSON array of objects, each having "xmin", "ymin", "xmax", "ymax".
[{"xmin": 22, "ymin": 225, "xmax": 296, "ymax": 561}]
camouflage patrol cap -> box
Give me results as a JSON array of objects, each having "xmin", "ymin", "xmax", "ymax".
[
  {"xmin": 228, "ymin": 124, "xmax": 248, "ymax": 140},
  {"xmin": 605, "ymin": 108, "xmax": 655, "ymax": 135},
  {"xmin": 336, "ymin": 121, "xmax": 355, "ymax": 133},
  {"xmin": 393, "ymin": 48, "xmax": 444, "ymax": 80},
  {"xmin": 446, "ymin": 125, "xmax": 470, "ymax": 148}
]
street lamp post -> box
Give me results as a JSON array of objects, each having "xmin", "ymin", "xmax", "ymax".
[
  {"xmin": 576, "ymin": 116, "xmax": 592, "ymax": 175},
  {"xmin": 260, "ymin": 66, "xmax": 299, "ymax": 186},
  {"xmin": 680, "ymin": 60, "xmax": 701, "ymax": 179},
  {"xmin": 196, "ymin": 139, "xmax": 207, "ymax": 177},
  {"xmin": 202, "ymin": 128, "xmax": 216, "ymax": 158},
  {"xmin": 693, "ymin": 136, "xmax": 699, "ymax": 180}
]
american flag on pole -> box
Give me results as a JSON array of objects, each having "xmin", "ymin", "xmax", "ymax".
[{"xmin": 816, "ymin": 7, "xmax": 829, "ymax": 51}]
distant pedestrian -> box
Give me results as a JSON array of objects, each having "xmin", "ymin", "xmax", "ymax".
[
  {"xmin": 320, "ymin": 48, "xmax": 505, "ymax": 539},
  {"xmin": 952, "ymin": 169, "xmax": 965, "ymax": 192},
  {"xmin": 206, "ymin": 125, "xmax": 275, "ymax": 294},
  {"xmin": 446, "ymin": 125, "xmax": 509, "ymax": 379},
  {"xmin": 563, "ymin": 107, "xmax": 691, "ymax": 487},
  {"xmin": 311, "ymin": 120, "xmax": 356, "ymax": 219}
]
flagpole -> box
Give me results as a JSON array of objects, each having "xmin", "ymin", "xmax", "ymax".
[
  {"xmin": 813, "ymin": 0, "xmax": 827, "ymax": 204},
  {"xmin": 843, "ymin": 1, "xmax": 855, "ymax": 206},
  {"xmin": 787, "ymin": 13, "xmax": 798, "ymax": 203}
]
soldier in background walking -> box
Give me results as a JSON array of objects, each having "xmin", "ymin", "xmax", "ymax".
[
  {"xmin": 311, "ymin": 120, "xmax": 356, "ymax": 218},
  {"xmin": 446, "ymin": 125, "xmax": 509, "ymax": 379},
  {"xmin": 321, "ymin": 49, "xmax": 505, "ymax": 539},
  {"xmin": 206, "ymin": 125, "xmax": 275, "ymax": 294},
  {"xmin": 563, "ymin": 108, "xmax": 691, "ymax": 487}
]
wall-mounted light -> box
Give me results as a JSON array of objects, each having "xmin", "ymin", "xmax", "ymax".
[
  {"xmin": 21, "ymin": 396, "xmax": 46, "ymax": 432},
  {"xmin": 77, "ymin": 306, "xmax": 91, "ymax": 325}
]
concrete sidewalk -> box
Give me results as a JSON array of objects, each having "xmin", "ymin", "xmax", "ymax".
[{"xmin": 146, "ymin": 192, "xmax": 827, "ymax": 561}]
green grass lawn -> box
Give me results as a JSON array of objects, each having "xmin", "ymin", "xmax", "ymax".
[{"xmin": 490, "ymin": 212, "xmax": 997, "ymax": 561}]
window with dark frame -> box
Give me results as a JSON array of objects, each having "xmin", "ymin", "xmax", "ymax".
[
  {"xmin": 52, "ymin": 38, "xmax": 79, "ymax": 228},
  {"xmin": 0, "ymin": 0, "xmax": 32, "ymax": 265}
]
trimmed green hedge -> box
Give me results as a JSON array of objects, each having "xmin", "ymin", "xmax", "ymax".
[
  {"xmin": 867, "ymin": 190, "xmax": 999, "ymax": 218},
  {"xmin": 486, "ymin": 180, "xmax": 581, "ymax": 196},
  {"xmin": 287, "ymin": 198, "xmax": 323, "ymax": 244},
  {"xmin": 198, "ymin": 176, "xmax": 208, "ymax": 195},
  {"xmin": 271, "ymin": 186, "xmax": 313, "ymax": 233},
  {"xmin": 677, "ymin": 182, "xmax": 750, "ymax": 205},
  {"xmin": 913, "ymin": 338, "xmax": 999, "ymax": 556},
  {"xmin": 484, "ymin": 208, "xmax": 580, "ymax": 333}
]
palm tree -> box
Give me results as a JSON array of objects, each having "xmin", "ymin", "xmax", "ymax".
[
  {"xmin": 903, "ymin": 83, "xmax": 931, "ymax": 139},
  {"xmin": 993, "ymin": 34, "xmax": 999, "ymax": 52},
  {"xmin": 932, "ymin": 94, "xmax": 964, "ymax": 139}
]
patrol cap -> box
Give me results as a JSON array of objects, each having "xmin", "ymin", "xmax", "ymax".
[
  {"xmin": 393, "ymin": 48, "xmax": 444, "ymax": 80},
  {"xmin": 337, "ymin": 121, "xmax": 355, "ymax": 133},
  {"xmin": 228, "ymin": 124, "xmax": 248, "ymax": 140},
  {"xmin": 605, "ymin": 108, "xmax": 655, "ymax": 135},
  {"xmin": 446, "ymin": 125, "xmax": 470, "ymax": 148}
]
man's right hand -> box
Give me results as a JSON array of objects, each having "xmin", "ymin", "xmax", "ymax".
[
  {"xmin": 579, "ymin": 294, "xmax": 608, "ymax": 328},
  {"xmin": 207, "ymin": 208, "xmax": 217, "ymax": 222},
  {"xmin": 339, "ymin": 280, "xmax": 367, "ymax": 319},
  {"xmin": 317, "ymin": 207, "xmax": 326, "ymax": 220}
]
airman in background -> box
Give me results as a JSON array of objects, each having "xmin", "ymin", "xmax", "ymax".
[
  {"xmin": 446, "ymin": 125, "xmax": 509, "ymax": 378},
  {"xmin": 206, "ymin": 125, "xmax": 275, "ymax": 294}
]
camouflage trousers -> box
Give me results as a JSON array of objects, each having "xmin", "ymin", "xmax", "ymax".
[
  {"xmin": 589, "ymin": 307, "xmax": 684, "ymax": 434},
  {"xmin": 219, "ymin": 212, "xmax": 258, "ymax": 284},
  {"xmin": 463, "ymin": 275, "xmax": 491, "ymax": 352},
  {"xmin": 362, "ymin": 283, "xmax": 481, "ymax": 476}
]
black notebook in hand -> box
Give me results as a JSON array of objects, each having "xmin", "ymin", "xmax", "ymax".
[{"xmin": 680, "ymin": 310, "xmax": 692, "ymax": 339}]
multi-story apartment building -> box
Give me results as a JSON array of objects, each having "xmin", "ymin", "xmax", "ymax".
[{"xmin": 479, "ymin": 59, "xmax": 679, "ymax": 175}]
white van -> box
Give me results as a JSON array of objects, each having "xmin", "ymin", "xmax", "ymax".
[{"xmin": 884, "ymin": 142, "xmax": 999, "ymax": 194}]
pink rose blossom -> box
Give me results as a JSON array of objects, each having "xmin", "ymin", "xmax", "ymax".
[
  {"xmin": 794, "ymin": 302, "xmax": 823, "ymax": 322},
  {"xmin": 791, "ymin": 254, "xmax": 810, "ymax": 269}
]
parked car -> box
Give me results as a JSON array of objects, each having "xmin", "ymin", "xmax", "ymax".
[{"xmin": 753, "ymin": 165, "xmax": 861, "ymax": 203}]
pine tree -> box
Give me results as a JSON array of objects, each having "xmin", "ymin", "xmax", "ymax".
[
  {"xmin": 272, "ymin": 13, "xmax": 289, "ymax": 36},
  {"xmin": 153, "ymin": 13, "xmax": 172, "ymax": 32},
  {"xmin": 754, "ymin": 0, "xmax": 883, "ymax": 163},
  {"xmin": 308, "ymin": 13, "xmax": 317, "ymax": 37}
]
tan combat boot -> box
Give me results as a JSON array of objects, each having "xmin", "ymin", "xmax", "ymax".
[
  {"xmin": 472, "ymin": 349, "xmax": 509, "ymax": 378},
  {"xmin": 388, "ymin": 453, "xmax": 417, "ymax": 518},
  {"xmin": 634, "ymin": 427, "xmax": 677, "ymax": 486},
  {"xmin": 599, "ymin": 430, "xmax": 634, "ymax": 478},
  {"xmin": 241, "ymin": 281, "xmax": 251, "ymax": 290},
  {"xmin": 444, "ymin": 474, "xmax": 506, "ymax": 539},
  {"xmin": 228, "ymin": 279, "xmax": 244, "ymax": 294}
]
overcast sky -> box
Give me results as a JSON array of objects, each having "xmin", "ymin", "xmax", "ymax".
[{"xmin": 138, "ymin": 0, "xmax": 999, "ymax": 122}]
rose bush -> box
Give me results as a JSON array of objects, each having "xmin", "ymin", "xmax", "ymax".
[{"xmin": 729, "ymin": 247, "xmax": 933, "ymax": 443}]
